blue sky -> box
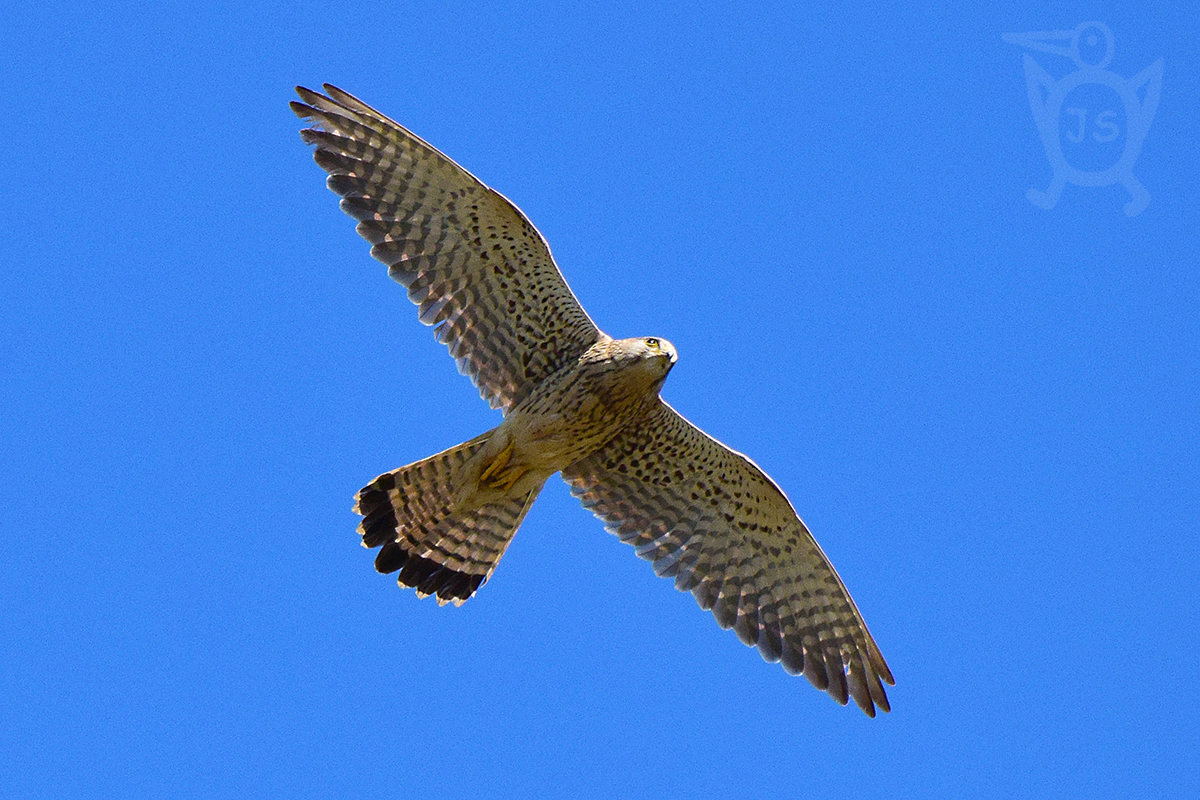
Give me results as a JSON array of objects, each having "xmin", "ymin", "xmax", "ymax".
[{"xmin": 2, "ymin": 1, "xmax": 1197, "ymax": 797}]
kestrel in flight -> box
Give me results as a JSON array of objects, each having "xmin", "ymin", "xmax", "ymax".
[{"xmin": 292, "ymin": 85, "xmax": 894, "ymax": 715}]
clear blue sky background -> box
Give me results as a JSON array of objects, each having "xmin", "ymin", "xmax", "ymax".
[{"xmin": 2, "ymin": 2, "xmax": 1197, "ymax": 798}]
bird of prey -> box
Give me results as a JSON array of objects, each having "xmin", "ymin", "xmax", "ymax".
[{"xmin": 292, "ymin": 85, "xmax": 894, "ymax": 715}]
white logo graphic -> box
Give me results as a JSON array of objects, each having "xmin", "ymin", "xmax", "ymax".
[{"xmin": 1003, "ymin": 22, "xmax": 1162, "ymax": 216}]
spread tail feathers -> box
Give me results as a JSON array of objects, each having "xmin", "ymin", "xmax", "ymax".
[{"xmin": 354, "ymin": 432, "xmax": 542, "ymax": 605}]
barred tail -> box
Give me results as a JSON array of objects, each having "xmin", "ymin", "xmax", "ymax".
[{"xmin": 354, "ymin": 431, "xmax": 542, "ymax": 605}]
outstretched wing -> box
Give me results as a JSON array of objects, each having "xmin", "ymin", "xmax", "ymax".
[
  {"xmin": 561, "ymin": 400, "xmax": 893, "ymax": 716},
  {"xmin": 292, "ymin": 85, "xmax": 604, "ymax": 413}
]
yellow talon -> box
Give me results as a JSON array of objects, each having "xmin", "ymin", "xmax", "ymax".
[
  {"xmin": 492, "ymin": 465, "xmax": 529, "ymax": 493},
  {"xmin": 479, "ymin": 441, "xmax": 515, "ymax": 486},
  {"xmin": 478, "ymin": 441, "xmax": 532, "ymax": 491}
]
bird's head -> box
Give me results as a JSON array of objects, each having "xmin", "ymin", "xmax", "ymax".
[
  {"xmin": 627, "ymin": 336, "xmax": 677, "ymax": 372},
  {"xmin": 584, "ymin": 336, "xmax": 678, "ymax": 387},
  {"xmin": 621, "ymin": 336, "xmax": 677, "ymax": 388}
]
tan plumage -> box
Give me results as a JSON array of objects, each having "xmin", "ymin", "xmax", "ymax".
[{"xmin": 293, "ymin": 84, "xmax": 894, "ymax": 715}]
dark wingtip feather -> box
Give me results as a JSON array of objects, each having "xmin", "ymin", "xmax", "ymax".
[
  {"xmin": 756, "ymin": 617, "xmax": 784, "ymax": 663},
  {"xmin": 846, "ymin": 656, "xmax": 875, "ymax": 716},
  {"xmin": 312, "ymin": 148, "xmax": 355, "ymax": 175},
  {"xmin": 864, "ymin": 657, "xmax": 892, "ymax": 713},
  {"xmin": 878, "ymin": 657, "xmax": 897, "ymax": 686},
  {"xmin": 322, "ymin": 84, "xmax": 361, "ymax": 108},
  {"xmin": 295, "ymin": 85, "xmax": 327, "ymax": 106},
  {"xmin": 326, "ymin": 173, "xmax": 369, "ymax": 198},
  {"xmin": 824, "ymin": 651, "xmax": 850, "ymax": 706},
  {"xmin": 290, "ymin": 100, "xmax": 316, "ymax": 121},
  {"xmin": 322, "ymin": 84, "xmax": 405, "ymax": 129},
  {"xmin": 871, "ymin": 679, "xmax": 892, "ymax": 714},
  {"xmin": 803, "ymin": 648, "xmax": 830, "ymax": 691}
]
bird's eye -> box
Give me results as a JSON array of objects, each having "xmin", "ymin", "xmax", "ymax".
[{"xmin": 645, "ymin": 338, "xmax": 659, "ymax": 348}]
